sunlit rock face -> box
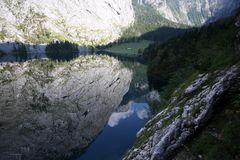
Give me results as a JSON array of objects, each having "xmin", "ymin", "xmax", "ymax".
[
  {"xmin": 0, "ymin": 0, "xmax": 134, "ymax": 45},
  {"xmin": 0, "ymin": 55, "xmax": 132, "ymax": 160},
  {"xmin": 143, "ymin": 0, "xmax": 240, "ymax": 26}
]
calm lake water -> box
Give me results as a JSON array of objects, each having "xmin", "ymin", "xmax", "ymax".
[{"xmin": 79, "ymin": 102, "xmax": 151, "ymax": 160}]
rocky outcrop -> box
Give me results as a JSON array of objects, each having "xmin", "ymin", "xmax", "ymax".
[
  {"xmin": 0, "ymin": 55, "xmax": 132, "ymax": 160},
  {"xmin": 143, "ymin": 0, "xmax": 240, "ymax": 26},
  {"xmin": 124, "ymin": 65, "xmax": 240, "ymax": 160},
  {"xmin": 0, "ymin": 0, "xmax": 134, "ymax": 45}
]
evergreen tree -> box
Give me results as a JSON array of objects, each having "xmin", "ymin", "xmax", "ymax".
[{"xmin": 46, "ymin": 41, "xmax": 79, "ymax": 61}]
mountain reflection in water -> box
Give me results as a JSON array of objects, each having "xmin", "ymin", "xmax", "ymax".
[{"xmin": 79, "ymin": 102, "xmax": 151, "ymax": 160}]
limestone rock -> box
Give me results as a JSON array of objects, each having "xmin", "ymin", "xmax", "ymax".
[
  {"xmin": 0, "ymin": 0, "xmax": 134, "ymax": 45},
  {"xmin": 124, "ymin": 65, "xmax": 240, "ymax": 160},
  {"xmin": 143, "ymin": 0, "xmax": 240, "ymax": 26}
]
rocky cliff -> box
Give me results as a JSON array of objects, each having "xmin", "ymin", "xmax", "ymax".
[
  {"xmin": 124, "ymin": 12, "xmax": 240, "ymax": 160},
  {"xmin": 1, "ymin": 0, "xmax": 240, "ymax": 46},
  {"xmin": 0, "ymin": 55, "xmax": 132, "ymax": 160},
  {"xmin": 124, "ymin": 65, "xmax": 240, "ymax": 160},
  {"xmin": 0, "ymin": 0, "xmax": 134, "ymax": 45},
  {"xmin": 143, "ymin": 0, "xmax": 240, "ymax": 26}
]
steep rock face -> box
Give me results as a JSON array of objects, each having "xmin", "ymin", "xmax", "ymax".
[
  {"xmin": 124, "ymin": 65, "xmax": 240, "ymax": 160},
  {"xmin": 143, "ymin": 0, "xmax": 240, "ymax": 26},
  {"xmin": 0, "ymin": 55, "xmax": 132, "ymax": 160},
  {"xmin": 0, "ymin": 0, "xmax": 134, "ymax": 45}
]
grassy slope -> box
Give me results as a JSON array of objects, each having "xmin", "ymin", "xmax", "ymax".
[
  {"xmin": 146, "ymin": 13, "xmax": 240, "ymax": 101},
  {"xmin": 138, "ymin": 11, "xmax": 240, "ymax": 160},
  {"xmin": 173, "ymin": 92, "xmax": 240, "ymax": 160}
]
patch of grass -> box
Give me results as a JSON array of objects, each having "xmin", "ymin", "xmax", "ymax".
[
  {"xmin": 27, "ymin": 31, "xmax": 68, "ymax": 44},
  {"xmin": 149, "ymin": 68, "xmax": 199, "ymax": 113},
  {"xmin": 133, "ymin": 108, "xmax": 181, "ymax": 149},
  {"xmin": 104, "ymin": 40, "xmax": 153, "ymax": 56},
  {"xmin": 134, "ymin": 128, "xmax": 154, "ymax": 148}
]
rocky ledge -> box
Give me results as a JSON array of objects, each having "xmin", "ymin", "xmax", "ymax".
[
  {"xmin": 124, "ymin": 65, "xmax": 240, "ymax": 160},
  {"xmin": 0, "ymin": 55, "xmax": 132, "ymax": 160}
]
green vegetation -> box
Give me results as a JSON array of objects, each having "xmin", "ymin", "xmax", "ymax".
[
  {"xmin": 180, "ymin": 93, "xmax": 240, "ymax": 160},
  {"xmin": 122, "ymin": 0, "xmax": 187, "ymax": 40},
  {"xmin": 13, "ymin": 9, "xmax": 73, "ymax": 44},
  {"xmin": 46, "ymin": 41, "xmax": 79, "ymax": 61},
  {"xmin": 141, "ymin": 27, "xmax": 189, "ymax": 42},
  {"xmin": 104, "ymin": 40, "xmax": 152, "ymax": 56},
  {"xmin": 146, "ymin": 14, "xmax": 240, "ymax": 101},
  {"xmin": 27, "ymin": 31, "xmax": 70, "ymax": 44},
  {"xmin": 128, "ymin": 11, "xmax": 240, "ymax": 160}
]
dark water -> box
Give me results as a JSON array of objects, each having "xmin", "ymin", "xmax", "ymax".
[{"xmin": 79, "ymin": 102, "xmax": 150, "ymax": 160}]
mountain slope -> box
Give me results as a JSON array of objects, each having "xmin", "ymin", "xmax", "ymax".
[
  {"xmin": 124, "ymin": 10, "xmax": 240, "ymax": 160},
  {"xmin": 0, "ymin": 0, "xmax": 134, "ymax": 45},
  {"xmin": 143, "ymin": 0, "xmax": 240, "ymax": 26},
  {"xmin": 122, "ymin": 0, "xmax": 240, "ymax": 41},
  {"xmin": 121, "ymin": 0, "xmax": 187, "ymax": 39},
  {"xmin": 0, "ymin": 0, "xmax": 240, "ymax": 46}
]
